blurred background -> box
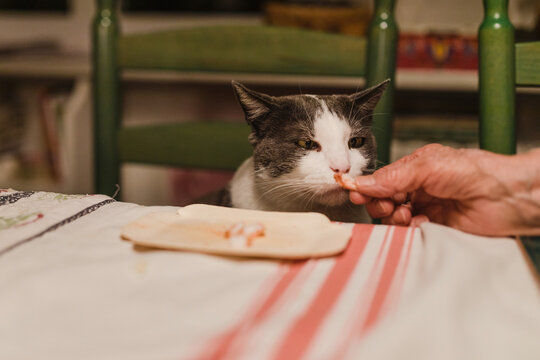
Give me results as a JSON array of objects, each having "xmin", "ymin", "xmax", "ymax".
[{"xmin": 0, "ymin": 0, "xmax": 539, "ymax": 205}]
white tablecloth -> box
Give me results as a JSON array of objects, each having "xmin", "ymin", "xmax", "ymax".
[{"xmin": 1, "ymin": 189, "xmax": 539, "ymax": 360}]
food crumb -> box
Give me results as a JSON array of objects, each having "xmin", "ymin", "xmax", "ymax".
[{"xmin": 225, "ymin": 222, "xmax": 265, "ymax": 248}]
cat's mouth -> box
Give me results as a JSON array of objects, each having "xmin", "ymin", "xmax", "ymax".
[{"xmin": 314, "ymin": 185, "xmax": 350, "ymax": 206}]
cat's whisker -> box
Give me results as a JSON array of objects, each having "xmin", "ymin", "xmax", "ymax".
[
  {"xmin": 258, "ymin": 179, "xmax": 330, "ymax": 204},
  {"xmin": 349, "ymin": 111, "xmax": 391, "ymax": 124},
  {"xmin": 305, "ymin": 190, "xmax": 321, "ymax": 208},
  {"xmin": 259, "ymin": 186, "xmax": 301, "ymax": 200},
  {"xmin": 265, "ymin": 184, "xmax": 314, "ymax": 199},
  {"xmin": 259, "ymin": 186, "xmax": 313, "ymax": 206},
  {"xmin": 299, "ymin": 96, "xmax": 316, "ymax": 128},
  {"xmin": 348, "ymin": 96, "xmax": 357, "ymax": 125},
  {"xmin": 253, "ymin": 167, "xmax": 267, "ymax": 176},
  {"xmin": 257, "ymin": 181, "xmax": 310, "ymax": 199}
]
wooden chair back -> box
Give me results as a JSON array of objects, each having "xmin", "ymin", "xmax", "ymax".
[
  {"xmin": 92, "ymin": 0, "xmax": 398, "ymax": 196},
  {"xmin": 479, "ymin": 0, "xmax": 540, "ymax": 154}
]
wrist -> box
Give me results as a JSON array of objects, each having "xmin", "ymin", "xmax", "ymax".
[{"xmin": 504, "ymin": 149, "xmax": 540, "ymax": 235}]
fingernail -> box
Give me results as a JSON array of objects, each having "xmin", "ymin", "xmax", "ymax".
[{"xmin": 355, "ymin": 176, "xmax": 376, "ymax": 187}]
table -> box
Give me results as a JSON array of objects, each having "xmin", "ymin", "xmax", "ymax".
[{"xmin": 1, "ymin": 188, "xmax": 539, "ymax": 359}]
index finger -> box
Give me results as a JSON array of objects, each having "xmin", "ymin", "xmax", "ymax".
[
  {"xmin": 351, "ymin": 145, "xmax": 443, "ymax": 198},
  {"xmin": 349, "ymin": 191, "xmax": 371, "ymax": 204}
]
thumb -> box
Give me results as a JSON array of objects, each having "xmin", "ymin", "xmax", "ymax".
[{"xmin": 353, "ymin": 154, "xmax": 430, "ymax": 199}]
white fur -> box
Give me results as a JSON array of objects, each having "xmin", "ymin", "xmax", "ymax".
[
  {"xmin": 230, "ymin": 96, "xmax": 371, "ymax": 223},
  {"xmin": 299, "ymin": 98, "xmax": 369, "ymax": 186},
  {"xmin": 230, "ymin": 157, "xmax": 260, "ymax": 210}
]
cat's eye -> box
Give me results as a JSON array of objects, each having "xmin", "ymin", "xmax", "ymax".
[
  {"xmin": 296, "ymin": 139, "xmax": 320, "ymax": 150},
  {"xmin": 348, "ymin": 137, "xmax": 365, "ymax": 148}
]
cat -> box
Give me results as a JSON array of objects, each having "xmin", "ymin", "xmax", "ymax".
[{"xmin": 210, "ymin": 79, "xmax": 389, "ymax": 223}]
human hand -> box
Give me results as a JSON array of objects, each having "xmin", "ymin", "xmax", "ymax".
[{"xmin": 349, "ymin": 144, "xmax": 540, "ymax": 236}]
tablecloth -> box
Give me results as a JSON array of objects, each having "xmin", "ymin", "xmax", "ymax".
[{"xmin": 1, "ymin": 189, "xmax": 539, "ymax": 360}]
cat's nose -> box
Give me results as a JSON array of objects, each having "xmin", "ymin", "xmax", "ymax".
[{"xmin": 330, "ymin": 166, "xmax": 350, "ymax": 174}]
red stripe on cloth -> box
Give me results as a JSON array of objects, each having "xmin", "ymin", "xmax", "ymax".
[
  {"xmin": 360, "ymin": 226, "xmax": 409, "ymax": 334},
  {"xmin": 272, "ymin": 224, "xmax": 374, "ymax": 360},
  {"xmin": 333, "ymin": 227, "xmax": 414, "ymax": 360},
  {"xmin": 331, "ymin": 226, "xmax": 393, "ymax": 360},
  {"xmin": 195, "ymin": 261, "xmax": 308, "ymax": 360},
  {"xmin": 386, "ymin": 227, "xmax": 416, "ymax": 309},
  {"xmin": 369, "ymin": 226, "xmax": 392, "ymax": 277},
  {"xmin": 248, "ymin": 261, "xmax": 309, "ymax": 323}
]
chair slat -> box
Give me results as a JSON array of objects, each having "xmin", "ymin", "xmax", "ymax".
[
  {"xmin": 119, "ymin": 25, "xmax": 366, "ymax": 77},
  {"xmin": 118, "ymin": 122, "xmax": 252, "ymax": 171},
  {"xmin": 516, "ymin": 41, "xmax": 540, "ymax": 86},
  {"xmin": 478, "ymin": 0, "xmax": 516, "ymax": 154},
  {"xmin": 365, "ymin": 0, "xmax": 397, "ymax": 166},
  {"xmin": 93, "ymin": 0, "xmax": 121, "ymax": 196}
]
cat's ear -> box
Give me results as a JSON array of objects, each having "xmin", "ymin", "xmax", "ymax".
[
  {"xmin": 232, "ymin": 81, "xmax": 276, "ymax": 125},
  {"xmin": 349, "ymin": 79, "xmax": 390, "ymax": 112}
]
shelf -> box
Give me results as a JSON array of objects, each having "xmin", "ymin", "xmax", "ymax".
[{"xmin": 1, "ymin": 54, "xmax": 539, "ymax": 93}]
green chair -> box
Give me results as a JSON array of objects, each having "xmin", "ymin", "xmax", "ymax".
[
  {"xmin": 478, "ymin": 0, "xmax": 540, "ymax": 154},
  {"xmin": 479, "ymin": 0, "xmax": 540, "ymax": 277},
  {"xmin": 92, "ymin": 0, "xmax": 398, "ymax": 197}
]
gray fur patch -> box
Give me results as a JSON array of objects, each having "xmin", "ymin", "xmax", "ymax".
[{"xmin": 252, "ymin": 95, "xmax": 322, "ymax": 177}]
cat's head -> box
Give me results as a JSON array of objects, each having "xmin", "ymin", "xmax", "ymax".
[{"xmin": 232, "ymin": 80, "xmax": 389, "ymax": 207}]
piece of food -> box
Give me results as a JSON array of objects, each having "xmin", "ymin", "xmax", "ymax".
[
  {"xmin": 334, "ymin": 173, "xmax": 357, "ymax": 191},
  {"xmin": 224, "ymin": 221, "xmax": 265, "ymax": 248}
]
